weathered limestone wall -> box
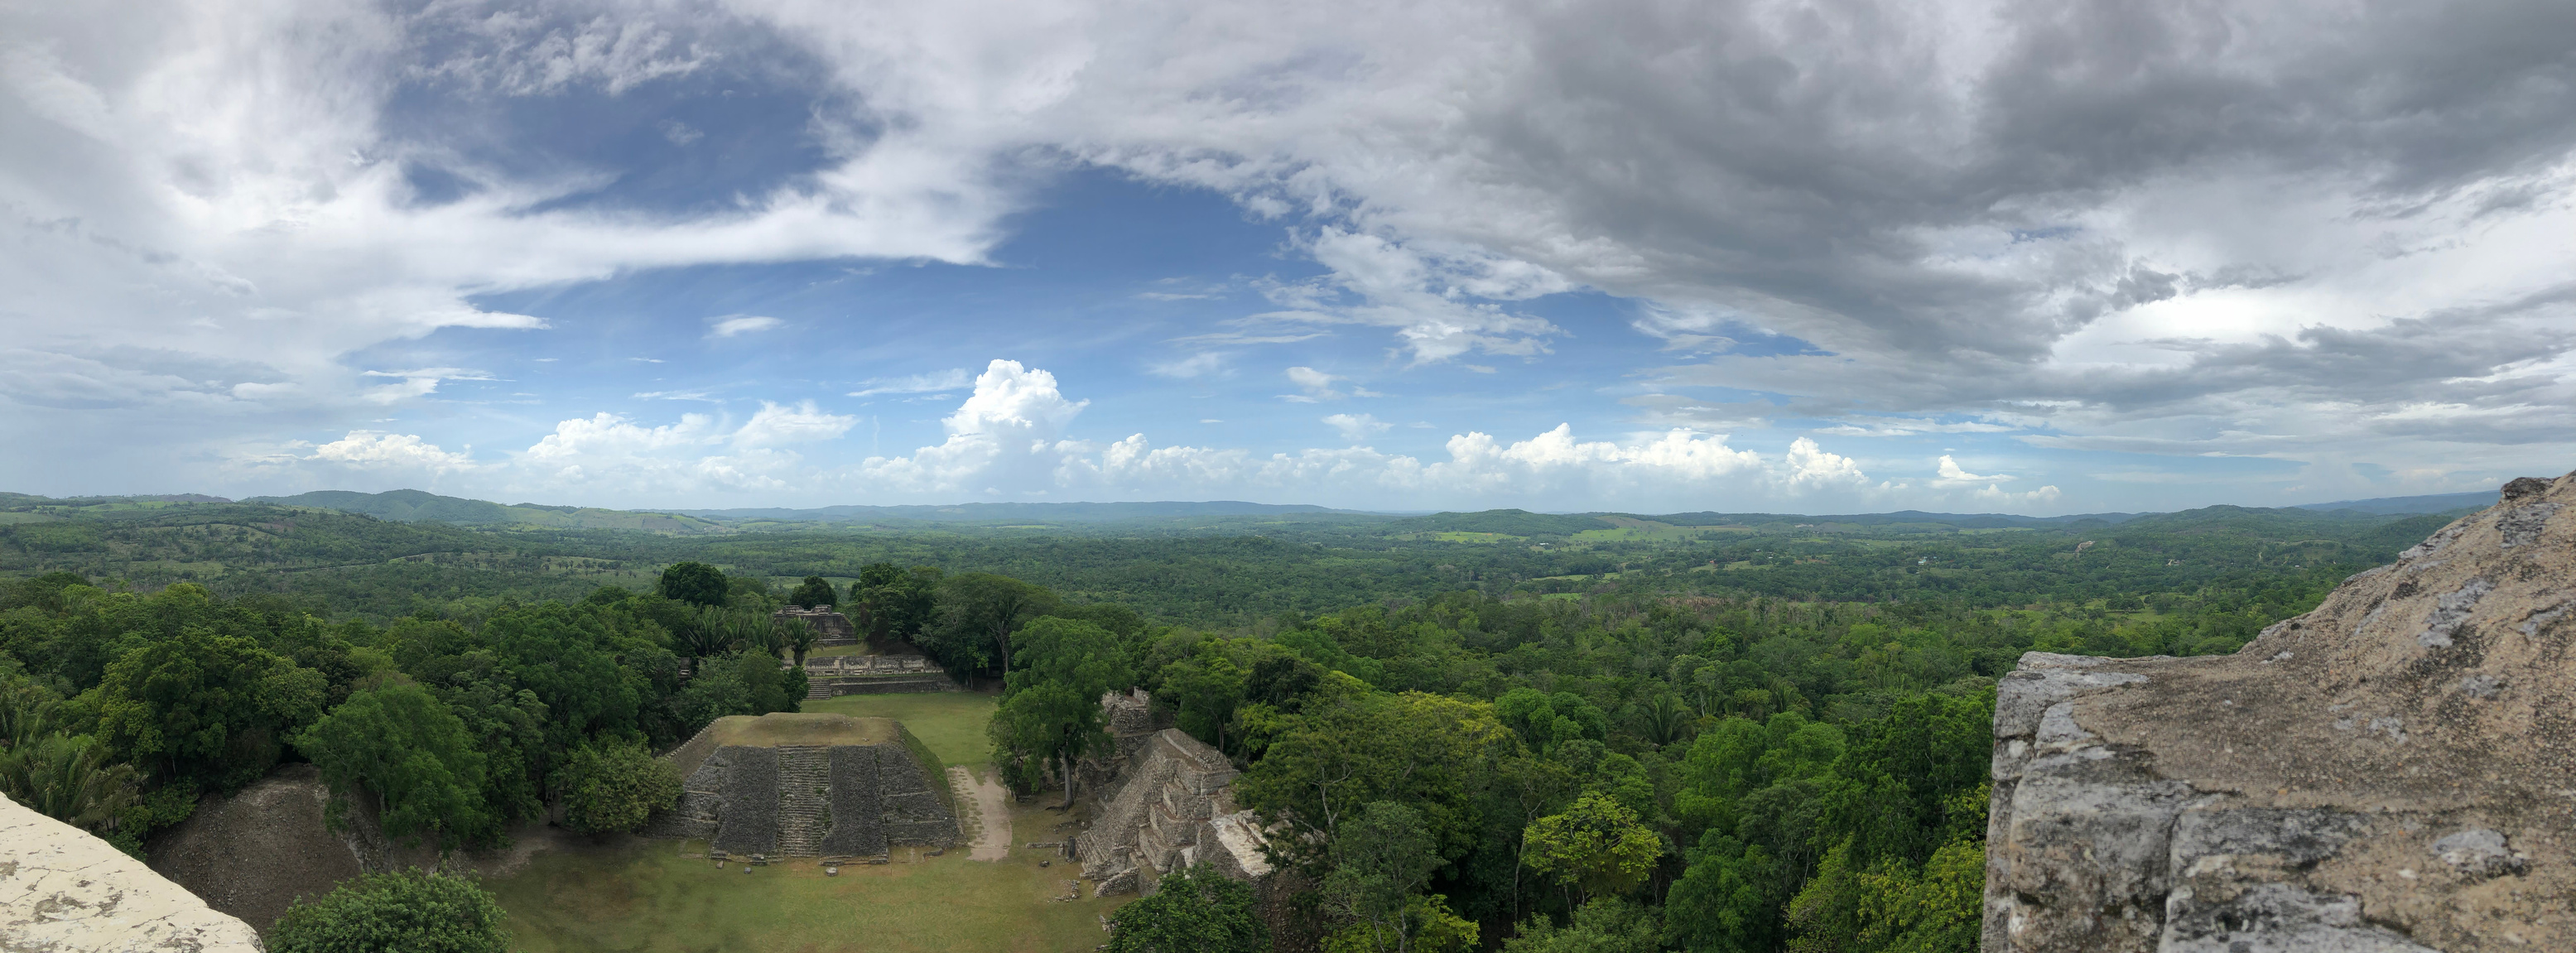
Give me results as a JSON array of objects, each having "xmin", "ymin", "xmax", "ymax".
[
  {"xmin": 1076, "ymin": 701, "xmax": 1273, "ymax": 898},
  {"xmin": 2, "ymin": 792, "xmax": 264, "ymax": 952},
  {"xmin": 1986, "ymin": 474, "xmax": 2575, "ymax": 952}
]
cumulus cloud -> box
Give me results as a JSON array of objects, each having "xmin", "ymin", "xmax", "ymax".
[
  {"xmin": 1933, "ymin": 455, "xmax": 2010, "ymax": 486},
  {"xmin": 309, "ymin": 431, "xmax": 482, "ymax": 473},
  {"xmin": 855, "ymin": 361, "xmax": 1888, "ymax": 508},
  {"xmin": 1322, "ymin": 412, "xmax": 1389, "ymax": 442},
  {"xmin": 858, "ymin": 359, "xmax": 1089, "ymax": 493},
  {"xmin": 9, "ymin": 0, "xmax": 2575, "ymax": 505}
]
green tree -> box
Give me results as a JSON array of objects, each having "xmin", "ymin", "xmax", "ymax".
[
  {"xmin": 269, "ymin": 869, "xmax": 510, "ymax": 953},
  {"xmin": 1523, "ymin": 793, "xmax": 1661, "ymax": 906},
  {"xmin": 990, "ymin": 618, "xmax": 1126, "ymax": 805},
  {"xmin": 296, "ymin": 683, "xmax": 494, "ymax": 849},
  {"xmin": 1105, "ymin": 864, "xmax": 1269, "ymax": 953},
  {"xmin": 678, "ymin": 606, "xmax": 735, "ymax": 673},
  {"xmin": 787, "ymin": 576, "xmax": 838, "ymax": 609},
  {"xmin": 657, "ymin": 561, "xmax": 729, "ymax": 608},
  {"xmin": 1504, "ymin": 898, "xmax": 1662, "ymax": 953},
  {"xmin": 1321, "ymin": 801, "xmax": 1446, "ymax": 952},
  {"xmin": 778, "ymin": 618, "xmax": 820, "ymax": 667},
  {"xmin": 1664, "ymin": 832, "xmax": 1788, "ymax": 953},
  {"xmin": 90, "ymin": 628, "xmax": 326, "ymax": 791},
  {"xmin": 1235, "ymin": 689, "xmax": 1513, "ymax": 868},
  {"xmin": 927, "ymin": 572, "xmax": 1057, "ymax": 678},
  {"xmin": 553, "ymin": 740, "xmax": 681, "ymax": 835}
]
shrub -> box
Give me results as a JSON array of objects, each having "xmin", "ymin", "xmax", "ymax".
[{"xmin": 270, "ymin": 869, "xmax": 508, "ymax": 953}]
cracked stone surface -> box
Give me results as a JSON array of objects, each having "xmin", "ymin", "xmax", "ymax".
[
  {"xmin": 1986, "ymin": 472, "xmax": 2576, "ymax": 953},
  {"xmin": 2, "ymin": 792, "xmax": 263, "ymax": 952}
]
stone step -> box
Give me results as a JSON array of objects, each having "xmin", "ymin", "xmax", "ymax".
[{"xmin": 776, "ymin": 746, "xmax": 834, "ymax": 856}]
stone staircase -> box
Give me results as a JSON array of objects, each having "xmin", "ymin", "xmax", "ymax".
[{"xmin": 775, "ymin": 746, "xmax": 833, "ymax": 856}]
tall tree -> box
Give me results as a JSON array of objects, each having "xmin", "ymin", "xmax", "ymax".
[
  {"xmin": 990, "ymin": 617, "xmax": 1127, "ymax": 806},
  {"xmin": 657, "ymin": 561, "xmax": 729, "ymax": 608},
  {"xmin": 778, "ymin": 618, "xmax": 820, "ymax": 667},
  {"xmin": 928, "ymin": 572, "xmax": 1057, "ymax": 678},
  {"xmin": 552, "ymin": 740, "xmax": 681, "ymax": 835},
  {"xmin": 90, "ymin": 628, "xmax": 327, "ymax": 791},
  {"xmin": 787, "ymin": 576, "xmax": 838, "ymax": 609},
  {"xmin": 1522, "ymin": 792, "xmax": 1662, "ymax": 906},
  {"xmin": 297, "ymin": 682, "xmax": 495, "ymax": 849}
]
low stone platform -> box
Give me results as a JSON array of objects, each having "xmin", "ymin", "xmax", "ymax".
[
  {"xmin": 803, "ymin": 654, "xmax": 958, "ymax": 699},
  {"xmin": 649, "ymin": 713, "xmax": 959, "ymax": 857}
]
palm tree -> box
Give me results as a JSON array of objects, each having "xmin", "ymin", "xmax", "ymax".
[
  {"xmin": 678, "ymin": 606, "xmax": 735, "ymax": 676},
  {"xmin": 0, "ymin": 734, "xmax": 139, "ymax": 830},
  {"xmin": 779, "ymin": 618, "xmax": 820, "ymax": 667},
  {"xmin": 732, "ymin": 613, "xmax": 782, "ymax": 660}
]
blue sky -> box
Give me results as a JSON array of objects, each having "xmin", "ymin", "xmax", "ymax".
[{"xmin": 4, "ymin": 0, "xmax": 2572, "ymax": 514}]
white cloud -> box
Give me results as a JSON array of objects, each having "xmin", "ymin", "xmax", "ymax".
[
  {"xmin": 1933, "ymin": 455, "xmax": 2011, "ymax": 486},
  {"xmin": 1322, "ymin": 412, "xmax": 1389, "ymax": 441},
  {"xmin": 858, "ymin": 359, "xmax": 1090, "ymax": 493},
  {"xmin": 850, "ymin": 368, "xmax": 974, "ymax": 397},
  {"xmin": 707, "ymin": 315, "xmax": 786, "ymax": 338},
  {"xmin": 309, "ymin": 431, "xmax": 480, "ymax": 473},
  {"xmin": 1283, "ymin": 366, "xmax": 1344, "ymax": 402},
  {"xmin": 1148, "ymin": 352, "xmax": 1229, "ymax": 379},
  {"xmin": 732, "ymin": 400, "xmax": 859, "ymax": 448}
]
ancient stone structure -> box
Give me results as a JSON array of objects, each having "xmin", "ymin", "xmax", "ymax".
[
  {"xmin": 801, "ymin": 652, "xmax": 956, "ymax": 700},
  {"xmin": 1986, "ymin": 474, "xmax": 2575, "ymax": 952},
  {"xmin": 1077, "ymin": 691, "xmax": 1273, "ymax": 896},
  {"xmin": 648, "ymin": 712, "xmax": 958, "ymax": 858},
  {"xmin": 774, "ymin": 606, "xmax": 859, "ymax": 646},
  {"xmin": 3, "ymin": 792, "xmax": 263, "ymax": 952}
]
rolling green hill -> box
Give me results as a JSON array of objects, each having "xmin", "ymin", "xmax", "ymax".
[{"xmin": 246, "ymin": 489, "xmax": 725, "ymax": 533}]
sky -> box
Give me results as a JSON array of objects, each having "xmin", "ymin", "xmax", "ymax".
[{"xmin": 3, "ymin": 0, "xmax": 2573, "ymax": 516}]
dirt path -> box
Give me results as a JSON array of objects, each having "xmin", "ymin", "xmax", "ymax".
[{"xmin": 947, "ymin": 766, "xmax": 1012, "ymax": 861}]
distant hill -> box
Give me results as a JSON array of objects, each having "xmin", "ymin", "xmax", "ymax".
[
  {"xmin": 2292, "ymin": 491, "xmax": 2497, "ymax": 516},
  {"xmin": 246, "ymin": 489, "xmax": 725, "ymax": 534},
  {"xmin": 674, "ymin": 500, "xmax": 1375, "ymax": 524}
]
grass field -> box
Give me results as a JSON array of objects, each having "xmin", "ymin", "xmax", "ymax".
[
  {"xmin": 484, "ymin": 688, "xmax": 1119, "ymax": 953},
  {"xmin": 802, "ymin": 692, "xmax": 999, "ymax": 767}
]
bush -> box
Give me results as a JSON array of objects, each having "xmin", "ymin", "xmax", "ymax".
[
  {"xmin": 270, "ymin": 869, "xmax": 509, "ymax": 953},
  {"xmin": 555, "ymin": 740, "xmax": 681, "ymax": 835},
  {"xmin": 1107, "ymin": 864, "xmax": 1268, "ymax": 953}
]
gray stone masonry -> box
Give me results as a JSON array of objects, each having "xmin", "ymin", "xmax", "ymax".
[
  {"xmin": 713, "ymin": 746, "xmax": 780, "ymax": 858},
  {"xmin": 1986, "ymin": 472, "xmax": 2576, "ymax": 952},
  {"xmin": 774, "ymin": 607, "xmax": 859, "ymax": 646},
  {"xmin": 646, "ymin": 739, "xmax": 956, "ymax": 855},
  {"xmin": 822, "ymin": 745, "xmax": 886, "ymax": 858},
  {"xmin": 775, "ymin": 746, "xmax": 832, "ymax": 857},
  {"xmin": 1076, "ymin": 715, "xmax": 1272, "ymax": 898}
]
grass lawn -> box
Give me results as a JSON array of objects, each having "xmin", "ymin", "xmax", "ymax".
[
  {"xmin": 486, "ymin": 688, "xmax": 1119, "ymax": 952},
  {"xmin": 802, "ymin": 692, "xmax": 999, "ymax": 767},
  {"xmin": 487, "ymin": 801, "xmax": 1114, "ymax": 953}
]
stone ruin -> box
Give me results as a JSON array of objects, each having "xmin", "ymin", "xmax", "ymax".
[
  {"xmin": 648, "ymin": 713, "xmax": 958, "ymax": 860},
  {"xmin": 1986, "ymin": 473, "xmax": 2575, "ymax": 952},
  {"xmin": 773, "ymin": 606, "xmax": 861, "ymax": 646},
  {"xmin": 1077, "ymin": 690, "xmax": 1274, "ymax": 896},
  {"xmin": 802, "ymin": 652, "xmax": 956, "ymax": 700},
  {"xmin": 3, "ymin": 792, "xmax": 262, "ymax": 952}
]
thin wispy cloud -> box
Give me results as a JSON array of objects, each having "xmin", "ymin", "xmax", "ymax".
[
  {"xmin": 706, "ymin": 315, "xmax": 785, "ymax": 338},
  {"xmin": 849, "ymin": 368, "xmax": 974, "ymax": 397}
]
